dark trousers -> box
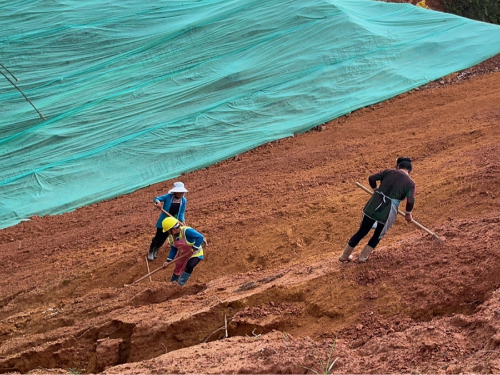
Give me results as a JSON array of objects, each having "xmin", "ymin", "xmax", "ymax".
[
  {"xmin": 185, "ymin": 257, "xmax": 201, "ymax": 274},
  {"xmin": 348, "ymin": 215, "xmax": 385, "ymax": 249},
  {"xmin": 150, "ymin": 227, "xmax": 169, "ymax": 251}
]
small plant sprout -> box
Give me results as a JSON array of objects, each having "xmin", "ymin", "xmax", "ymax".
[{"xmin": 302, "ymin": 338, "xmax": 339, "ymax": 375}]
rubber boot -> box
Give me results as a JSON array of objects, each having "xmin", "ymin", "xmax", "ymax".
[
  {"xmin": 358, "ymin": 245, "xmax": 375, "ymax": 263},
  {"xmin": 339, "ymin": 244, "xmax": 354, "ymax": 262},
  {"xmin": 170, "ymin": 273, "xmax": 180, "ymax": 283},
  {"xmin": 177, "ymin": 271, "xmax": 191, "ymax": 286}
]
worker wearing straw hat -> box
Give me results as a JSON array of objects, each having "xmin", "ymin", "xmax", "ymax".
[
  {"xmin": 147, "ymin": 182, "xmax": 188, "ymax": 261},
  {"xmin": 161, "ymin": 217, "xmax": 205, "ymax": 286},
  {"xmin": 339, "ymin": 157, "xmax": 416, "ymax": 263}
]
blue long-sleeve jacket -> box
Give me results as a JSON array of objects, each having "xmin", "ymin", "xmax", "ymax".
[{"xmin": 154, "ymin": 193, "xmax": 187, "ymax": 228}]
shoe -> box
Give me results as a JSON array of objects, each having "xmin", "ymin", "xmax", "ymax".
[
  {"xmin": 358, "ymin": 245, "xmax": 374, "ymax": 263},
  {"xmin": 339, "ymin": 244, "xmax": 354, "ymax": 262},
  {"xmin": 147, "ymin": 248, "xmax": 155, "ymax": 261},
  {"xmin": 152, "ymin": 248, "xmax": 160, "ymax": 259},
  {"xmin": 170, "ymin": 273, "xmax": 180, "ymax": 283}
]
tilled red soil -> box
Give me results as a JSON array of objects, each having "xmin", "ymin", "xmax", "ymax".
[{"xmin": 0, "ymin": 50, "xmax": 499, "ymax": 374}]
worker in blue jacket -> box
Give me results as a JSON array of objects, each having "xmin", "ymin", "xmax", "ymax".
[{"xmin": 147, "ymin": 181, "xmax": 188, "ymax": 261}]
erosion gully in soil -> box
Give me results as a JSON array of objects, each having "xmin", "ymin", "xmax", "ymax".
[{"xmin": 1, "ymin": 52, "xmax": 500, "ymax": 374}]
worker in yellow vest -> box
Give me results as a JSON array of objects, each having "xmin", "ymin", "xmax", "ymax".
[{"xmin": 161, "ymin": 217, "xmax": 204, "ymax": 286}]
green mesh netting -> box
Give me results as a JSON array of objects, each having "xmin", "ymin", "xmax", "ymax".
[{"xmin": 1, "ymin": 0, "xmax": 500, "ymax": 229}]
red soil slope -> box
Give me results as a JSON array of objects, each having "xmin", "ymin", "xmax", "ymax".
[{"xmin": 0, "ymin": 53, "xmax": 499, "ymax": 374}]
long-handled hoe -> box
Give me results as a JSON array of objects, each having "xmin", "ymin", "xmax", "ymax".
[{"xmin": 124, "ymin": 251, "xmax": 193, "ymax": 287}]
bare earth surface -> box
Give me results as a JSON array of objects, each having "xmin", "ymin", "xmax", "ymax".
[{"xmin": 1, "ymin": 48, "xmax": 500, "ymax": 375}]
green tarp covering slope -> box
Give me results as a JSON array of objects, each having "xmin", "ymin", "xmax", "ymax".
[{"xmin": 1, "ymin": 0, "xmax": 500, "ymax": 229}]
